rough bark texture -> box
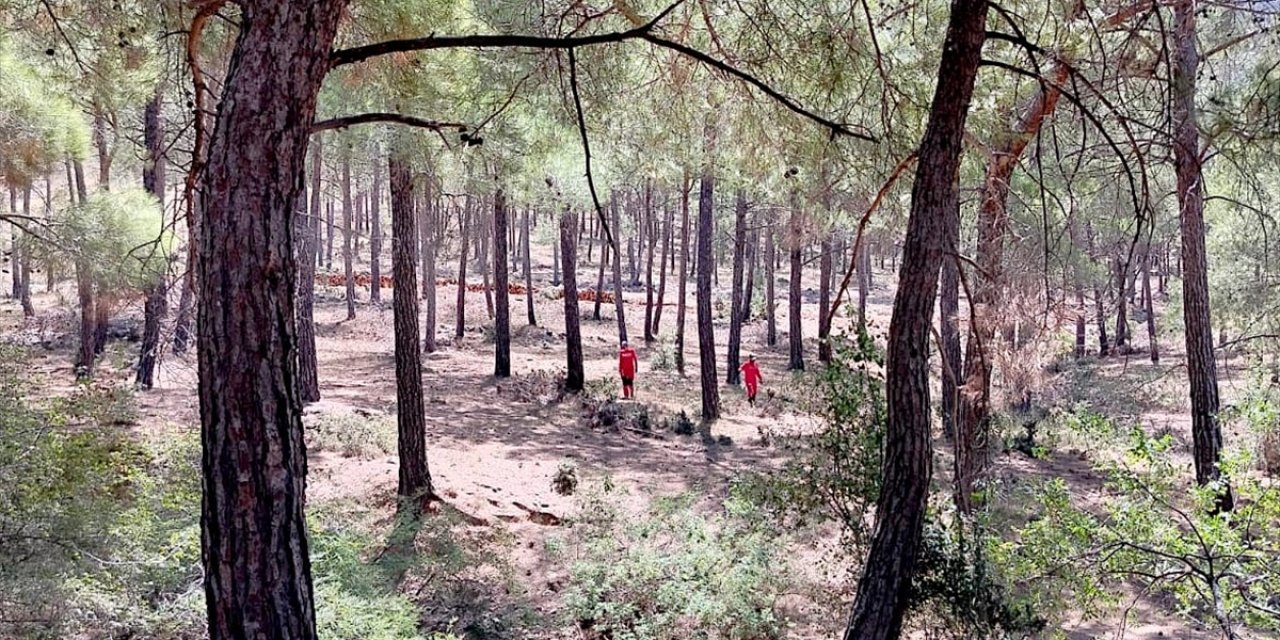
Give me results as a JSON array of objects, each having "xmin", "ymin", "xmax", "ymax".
[
  {"xmin": 561, "ymin": 210, "xmax": 585, "ymax": 392},
  {"xmin": 696, "ymin": 173, "xmax": 720, "ymax": 421},
  {"xmin": 137, "ymin": 93, "xmax": 168, "ymax": 389},
  {"xmin": 1172, "ymin": 0, "xmax": 1231, "ymax": 511},
  {"xmin": 493, "ymin": 189, "xmax": 511, "ymax": 378},
  {"xmin": 842, "ymin": 0, "xmax": 988, "ymax": 634},
  {"xmin": 675, "ymin": 173, "xmax": 691, "ymax": 374},
  {"xmin": 196, "ymin": 3, "xmax": 347, "ymax": 639},
  {"xmin": 296, "ymin": 138, "xmax": 322, "ymax": 403},
  {"xmin": 342, "ymin": 158, "xmax": 356, "ymax": 319},
  {"xmin": 787, "ymin": 199, "xmax": 805, "ymax": 371},
  {"xmin": 610, "ymin": 195, "xmax": 628, "ymax": 343},
  {"xmin": 727, "ymin": 191, "xmax": 748, "ymax": 385},
  {"xmin": 390, "ymin": 151, "xmax": 432, "ymax": 508}
]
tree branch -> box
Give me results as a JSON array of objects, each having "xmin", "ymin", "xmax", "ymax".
[
  {"xmin": 310, "ymin": 113, "xmax": 467, "ymax": 134},
  {"xmin": 567, "ymin": 48, "xmax": 615, "ymax": 254}
]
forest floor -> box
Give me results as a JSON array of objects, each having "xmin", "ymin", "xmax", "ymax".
[{"xmin": 0, "ymin": 248, "xmax": 1260, "ymax": 640}]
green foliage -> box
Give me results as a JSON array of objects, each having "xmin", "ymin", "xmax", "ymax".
[
  {"xmin": 560, "ymin": 487, "xmax": 793, "ymax": 640},
  {"xmin": 737, "ymin": 330, "xmax": 885, "ymax": 546},
  {"xmin": 306, "ymin": 411, "xmax": 398, "ymax": 459},
  {"xmin": 998, "ymin": 409, "xmax": 1280, "ymax": 636},
  {"xmin": 0, "ymin": 35, "xmax": 90, "ymax": 186},
  {"xmin": 50, "ymin": 187, "xmax": 171, "ymax": 294}
]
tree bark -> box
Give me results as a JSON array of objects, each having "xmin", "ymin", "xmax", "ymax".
[
  {"xmin": 857, "ymin": 240, "xmax": 870, "ymax": 331},
  {"xmin": 788, "ymin": 196, "xmax": 805, "ymax": 371},
  {"xmin": 940, "ymin": 258, "xmax": 961, "ymax": 440},
  {"xmin": 370, "ymin": 154, "xmax": 383, "ymax": 304},
  {"xmin": 1086, "ymin": 222, "xmax": 1110, "ymax": 355},
  {"xmin": 1172, "ymin": 0, "xmax": 1231, "ymax": 511},
  {"xmin": 675, "ymin": 172, "xmax": 691, "ymax": 374},
  {"xmin": 643, "ymin": 185, "xmax": 657, "ymax": 342},
  {"xmin": 523, "ymin": 207, "xmax": 536, "ymax": 326},
  {"xmin": 652, "ymin": 191, "xmax": 671, "ymax": 334},
  {"xmin": 818, "ymin": 232, "xmax": 833, "ymax": 364},
  {"xmin": 420, "ymin": 178, "xmax": 438, "ymax": 353},
  {"xmin": 593, "ymin": 229, "xmax": 608, "ymax": 322},
  {"xmin": 72, "ymin": 159, "xmax": 96, "ymax": 378},
  {"xmin": 296, "ymin": 137, "xmax": 322, "ymax": 404},
  {"xmin": 493, "ymin": 189, "xmax": 511, "ymax": 378},
  {"xmin": 610, "ymin": 194, "xmax": 628, "ymax": 343},
  {"xmin": 197, "ymin": 3, "xmax": 346, "ymax": 639},
  {"xmin": 1143, "ymin": 248, "xmax": 1159, "ymax": 363},
  {"xmin": 455, "ymin": 198, "xmax": 470, "ymax": 339},
  {"xmin": 561, "ymin": 210, "xmax": 585, "ymax": 392},
  {"xmin": 325, "ymin": 199, "xmax": 335, "ymax": 269},
  {"xmin": 766, "ymin": 223, "xmax": 777, "ymax": 346},
  {"xmin": 390, "ymin": 150, "xmax": 433, "ymax": 510},
  {"xmin": 1113, "ymin": 257, "xmax": 1130, "ymax": 352},
  {"xmin": 696, "ymin": 172, "xmax": 720, "ymax": 421},
  {"xmin": 727, "ymin": 191, "xmax": 748, "ymax": 385},
  {"xmin": 342, "ymin": 157, "xmax": 356, "ymax": 319},
  {"xmin": 137, "ymin": 93, "xmax": 168, "ymax": 389},
  {"xmin": 843, "ymin": 0, "xmax": 988, "ymax": 634},
  {"xmin": 480, "ymin": 199, "xmax": 494, "ymax": 320},
  {"xmin": 741, "ymin": 227, "xmax": 756, "ymax": 324}
]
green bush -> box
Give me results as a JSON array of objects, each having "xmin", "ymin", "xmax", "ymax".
[
  {"xmin": 560, "ymin": 488, "xmax": 793, "ymax": 640},
  {"xmin": 306, "ymin": 411, "xmax": 398, "ymax": 459}
]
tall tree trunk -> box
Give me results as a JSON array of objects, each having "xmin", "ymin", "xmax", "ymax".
[
  {"xmin": 8, "ymin": 187, "xmax": 17, "ymax": 301},
  {"xmin": 940, "ymin": 258, "xmax": 961, "ymax": 440},
  {"xmin": 675, "ymin": 172, "xmax": 691, "ymax": 374},
  {"xmin": 93, "ymin": 105, "xmax": 112, "ymax": 190},
  {"xmin": 455, "ymin": 199, "xmax": 470, "ymax": 339},
  {"xmin": 480, "ymin": 200, "xmax": 494, "ymax": 319},
  {"xmin": 137, "ymin": 92, "xmax": 168, "ymax": 389},
  {"xmin": 1086, "ymin": 222, "xmax": 1110, "ymax": 354},
  {"xmin": 71, "ymin": 159, "xmax": 96, "ymax": 378},
  {"xmin": 788, "ymin": 197, "xmax": 805, "ymax": 371},
  {"xmin": 523, "ymin": 207, "xmax": 536, "ymax": 326},
  {"xmin": 552, "ymin": 227, "xmax": 562, "ymax": 287},
  {"xmin": 561, "ymin": 210, "xmax": 585, "ymax": 392},
  {"xmin": 610, "ymin": 194, "xmax": 628, "ymax": 343},
  {"xmin": 1143, "ymin": 249, "xmax": 1159, "ymax": 363},
  {"xmin": 1172, "ymin": 0, "xmax": 1232, "ymax": 511},
  {"xmin": 15, "ymin": 188, "xmax": 33, "ymax": 318},
  {"xmin": 727, "ymin": 191, "xmax": 748, "ymax": 385},
  {"xmin": 325, "ymin": 199, "xmax": 335, "ymax": 269},
  {"xmin": 1113, "ymin": 258, "xmax": 1130, "ymax": 352},
  {"xmin": 593, "ymin": 231, "xmax": 608, "ymax": 321},
  {"xmin": 741, "ymin": 227, "xmax": 756, "ymax": 324},
  {"xmin": 696, "ymin": 172, "xmax": 720, "ymax": 421},
  {"xmin": 370, "ymin": 154, "xmax": 383, "ymax": 304},
  {"xmin": 857, "ymin": 240, "xmax": 870, "ymax": 331},
  {"xmin": 843, "ymin": 0, "xmax": 988, "ymax": 634},
  {"xmin": 295, "ymin": 137, "xmax": 322, "ymax": 403},
  {"xmin": 652, "ymin": 193, "xmax": 671, "ymax": 334},
  {"xmin": 390, "ymin": 150, "xmax": 433, "ymax": 511},
  {"xmin": 493, "ymin": 189, "xmax": 511, "ymax": 378},
  {"xmin": 818, "ymin": 232, "xmax": 833, "ymax": 364},
  {"xmin": 197, "ymin": 3, "xmax": 346, "ymax": 639},
  {"xmin": 420, "ymin": 177, "xmax": 438, "ymax": 353},
  {"xmin": 643, "ymin": 185, "xmax": 657, "ymax": 342},
  {"xmin": 342, "ymin": 157, "xmax": 356, "ymax": 319},
  {"xmin": 766, "ymin": 224, "xmax": 777, "ymax": 346}
]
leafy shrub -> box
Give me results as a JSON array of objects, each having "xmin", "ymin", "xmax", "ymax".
[
  {"xmin": 498, "ymin": 369, "xmax": 568, "ymax": 405},
  {"xmin": 306, "ymin": 411, "xmax": 397, "ymax": 459},
  {"xmin": 648, "ymin": 337, "xmax": 676, "ymax": 371},
  {"xmin": 561, "ymin": 488, "xmax": 793, "ymax": 640}
]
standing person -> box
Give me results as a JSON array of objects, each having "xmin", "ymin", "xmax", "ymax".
[
  {"xmin": 619, "ymin": 340, "xmax": 639, "ymax": 399},
  {"xmin": 741, "ymin": 354, "xmax": 763, "ymax": 406}
]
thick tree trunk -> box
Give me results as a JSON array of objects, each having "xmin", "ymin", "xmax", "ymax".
[
  {"xmin": 766, "ymin": 224, "xmax": 777, "ymax": 346},
  {"xmin": 455, "ymin": 199, "xmax": 470, "ymax": 339},
  {"xmin": 653, "ymin": 193, "xmax": 671, "ymax": 334},
  {"xmin": 610, "ymin": 195, "xmax": 628, "ymax": 343},
  {"xmin": 493, "ymin": 189, "xmax": 511, "ymax": 378},
  {"xmin": 643, "ymin": 185, "xmax": 657, "ymax": 342},
  {"xmin": 675, "ymin": 172, "xmax": 691, "ymax": 374},
  {"xmin": 390, "ymin": 151, "xmax": 433, "ymax": 510},
  {"xmin": 370, "ymin": 155, "xmax": 383, "ymax": 304},
  {"xmin": 696, "ymin": 172, "xmax": 720, "ymax": 421},
  {"xmin": 523, "ymin": 207, "xmax": 536, "ymax": 326},
  {"xmin": 561, "ymin": 210, "xmax": 585, "ymax": 392},
  {"xmin": 137, "ymin": 93, "xmax": 168, "ymax": 389},
  {"xmin": 788, "ymin": 199, "xmax": 805, "ymax": 371},
  {"xmin": 296, "ymin": 138, "xmax": 322, "ymax": 404},
  {"xmin": 727, "ymin": 191, "xmax": 748, "ymax": 385},
  {"xmin": 196, "ymin": 3, "xmax": 346, "ymax": 639},
  {"xmin": 342, "ymin": 157, "xmax": 356, "ymax": 319},
  {"xmin": 843, "ymin": 0, "xmax": 988, "ymax": 634},
  {"xmin": 818, "ymin": 233, "xmax": 833, "ymax": 364},
  {"xmin": 1172, "ymin": 0, "xmax": 1231, "ymax": 511}
]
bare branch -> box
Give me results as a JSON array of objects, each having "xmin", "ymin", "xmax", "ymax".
[
  {"xmin": 310, "ymin": 113, "xmax": 467, "ymax": 134},
  {"xmin": 567, "ymin": 48, "xmax": 615, "ymax": 254}
]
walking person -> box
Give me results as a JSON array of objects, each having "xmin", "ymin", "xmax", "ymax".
[
  {"xmin": 618, "ymin": 340, "xmax": 639, "ymax": 399},
  {"xmin": 741, "ymin": 354, "xmax": 763, "ymax": 406}
]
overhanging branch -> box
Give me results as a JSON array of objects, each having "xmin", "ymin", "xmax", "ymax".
[{"xmin": 310, "ymin": 113, "xmax": 467, "ymax": 134}]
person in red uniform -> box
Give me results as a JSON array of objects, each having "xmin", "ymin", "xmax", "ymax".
[
  {"xmin": 741, "ymin": 354, "xmax": 763, "ymax": 406},
  {"xmin": 618, "ymin": 340, "xmax": 639, "ymax": 399}
]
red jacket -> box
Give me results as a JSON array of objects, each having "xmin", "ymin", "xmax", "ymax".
[
  {"xmin": 619, "ymin": 347, "xmax": 638, "ymax": 377},
  {"xmin": 741, "ymin": 360, "xmax": 762, "ymax": 386}
]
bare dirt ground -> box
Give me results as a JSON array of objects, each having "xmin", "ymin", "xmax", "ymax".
[{"xmin": 0, "ymin": 242, "xmax": 1247, "ymax": 639}]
